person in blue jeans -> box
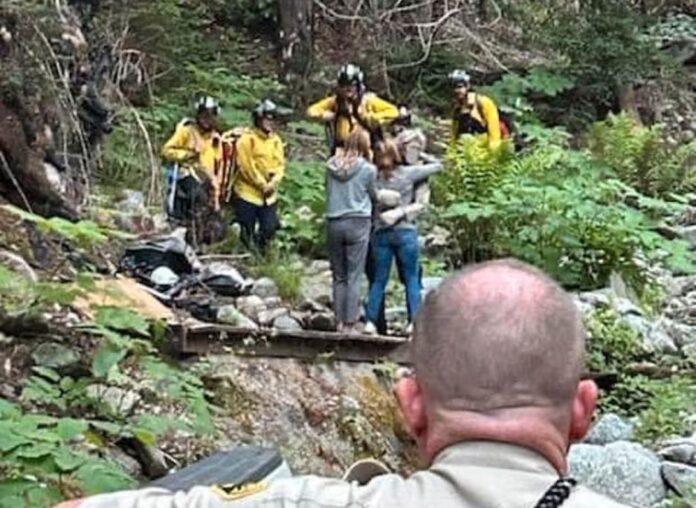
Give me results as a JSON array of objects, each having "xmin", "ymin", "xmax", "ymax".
[{"xmin": 364, "ymin": 139, "xmax": 443, "ymax": 335}]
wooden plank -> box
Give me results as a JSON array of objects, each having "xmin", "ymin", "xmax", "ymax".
[
  {"xmin": 169, "ymin": 323, "xmax": 412, "ymax": 364},
  {"xmin": 167, "ymin": 323, "xmax": 617, "ymax": 385}
]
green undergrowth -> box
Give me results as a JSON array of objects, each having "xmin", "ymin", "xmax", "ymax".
[{"xmin": 586, "ymin": 307, "xmax": 695, "ymax": 442}]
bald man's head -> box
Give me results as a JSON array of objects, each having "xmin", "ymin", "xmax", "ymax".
[{"xmin": 412, "ymin": 259, "xmax": 585, "ymax": 414}]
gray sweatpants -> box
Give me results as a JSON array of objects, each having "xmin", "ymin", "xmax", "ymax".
[{"xmin": 327, "ymin": 217, "xmax": 371, "ymax": 324}]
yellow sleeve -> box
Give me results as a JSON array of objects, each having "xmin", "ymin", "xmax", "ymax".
[
  {"xmin": 363, "ymin": 95, "xmax": 399, "ymax": 126},
  {"xmin": 306, "ymin": 96, "xmax": 336, "ymax": 120},
  {"xmin": 479, "ymin": 96, "xmax": 501, "ymax": 148},
  {"xmin": 236, "ymin": 134, "xmax": 267, "ymax": 191},
  {"xmin": 161, "ymin": 124, "xmax": 195, "ymax": 163},
  {"xmin": 270, "ymin": 136, "xmax": 286, "ymax": 187}
]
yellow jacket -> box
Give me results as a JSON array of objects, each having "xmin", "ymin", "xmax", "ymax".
[
  {"xmin": 306, "ymin": 93, "xmax": 399, "ymax": 145},
  {"xmin": 161, "ymin": 120, "xmax": 225, "ymax": 208},
  {"xmin": 451, "ymin": 93, "xmax": 502, "ymax": 149},
  {"xmin": 161, "ymin": 119, "xmax": 222, "ymax": 175},
  {"xmin": 234, "ymin": 128, "xmax": 285, "ymax": 206}
]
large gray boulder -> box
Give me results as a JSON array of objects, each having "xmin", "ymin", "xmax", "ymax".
[
  {"xmin": 585, "ymin": 414, "xmax": 634, "ymax": 445},
  {"xmin": 661, "ymin": 461, "xmax": 696, "ymax": 501},
  {"xmin": 569, "ymin": 441, "xmax": 666, "ymax": 507}
]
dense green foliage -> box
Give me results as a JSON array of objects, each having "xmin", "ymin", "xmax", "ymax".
[{"xmin": 433, "ymin": 123, "xmax": 693, "ymax": 291}]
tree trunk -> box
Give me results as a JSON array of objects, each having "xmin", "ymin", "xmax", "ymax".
[
  {"xmin": 616, "ymin": 83, "xmax": 643, "ymax": 126},
  {"xmin": 277, "ymin": 0, "xmax": 313, "ymax": 90}
]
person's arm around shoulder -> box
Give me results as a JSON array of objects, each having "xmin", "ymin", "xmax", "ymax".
[
  {"xmin": 306, "ymin": 96, "xmax": 337, "ymax": 123},
  {"xmin": 401, "ymin": 155, "xmax": 443, "ymax": 182},
  {"xmin": 479, "ymin": 95, "xmax": 501, "ymax": 150}
]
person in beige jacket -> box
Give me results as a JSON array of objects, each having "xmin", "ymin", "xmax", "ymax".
[{"xmin": 56, "ymin": 259, "xmax": 630, "ymax": 508}]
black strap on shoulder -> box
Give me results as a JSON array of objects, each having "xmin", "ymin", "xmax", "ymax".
[{"xmin": 534, "ymin": 478, "xmax": 577, "ymax": 508}]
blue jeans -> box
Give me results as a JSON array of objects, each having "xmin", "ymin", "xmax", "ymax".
[{"xmin": 366, "ymin": 228, "xmax": 421, "ymax": 325}]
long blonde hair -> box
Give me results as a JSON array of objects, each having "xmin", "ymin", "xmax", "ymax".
[
  {"xmin": 339, "ymin": 128, "xmax": 372, "ymax": 160},
  {"xmin": 374, "ymin": 138, "xmax": 401, "ymax": 173}
]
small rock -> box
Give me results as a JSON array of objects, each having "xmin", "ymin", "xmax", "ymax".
[
  {"xmin": 659, "ymin": 438, "xmax": 696, "ymax": 465},
  {"xmin": 31, "ymin": 343, "xmax": 79, "ymax": 370},
  {"xmin": 264, "ymin": 297, "xmax": 283, "ymax": 309},
  {"xmin": 385, "ymin": 307, "xmax": 408, "ymax": 322},
  {"xmin": 117, "ymin": 190, "xmax": 145, "ymax": 214},
  {"xmin": 308, "ymin": 312, "xmax": 336, "ymax": 332},
  {"xmin": 620, "ymin": 313, "xmax": 651, "ymax": 339},
  {"xmin": 615, "ymin": 297, "xmax": 642, "ymax": 316},
  {"xmin": 421, "ymin": 277, "xmax": 443, "ymax": 296},
  {"xmin": 299, "ymin": 298, "xmax": 330, "ymax": 313},
  {"xmin": 133, "ymin": 442, "xmax": 170, "ymax": 479},
  {"xmin": 661, "ymin": 462, "xmax": 696, "ymax": 500},
  {"xmin": 684, "ymin": 343, "xmax": 696, "ymax": 362},
  {"xmin": 216, "ymin": 305, "xmax": 259, "ymax": 329},
  {"xmin": 0, "ymin": 332, "xmax": 13, "ymax": 345},
  {"xmin": 663, "ymin": 320, "xmax": 696, "ymax": 349},
  {"xmin": 569, "ymin": 441, "xmax": 666, "ymax": 507},
  {"xmin": 289, "ymin": 311, "xmax": 309, "ymax": 325},
  {"xmin": 644, "ymin": 319, "xmax": 679, "ymax": 354},
  {"xmin": 585, "ymin": 413, "xmax": 634, "ymax": 445},
  {"xmin": 235, "ymin": 296, "xmax": 266, "ymax": 320},
  {"xmin": 308, "ymin": 260, "xmax": 331, "ymax": 273},
  {"xmin": 0, "ymin": 250, "xmax": 37, "ymax": 282},
  {"xmin": 679, "ymin": 225, "xmax": 696, "ymax": 250},
  {"xmin": 86, "ymin": 385, "xmax": 141, "ymax": 417},
  {"xmin": 251, "ymin": 277, "xmax": 279, "ymax": 298},
  {"xmin": 205, "ymin": 262, "xmax": 249, "ymax": 289},
  {"xmin": 258, "ymin": 308, "xmax": 289, "ymax": 327},
  {"xmin": 300, "ymin": 271, "xmax": 333, "ymax": 306},
  {"xmin": 107, "ymin": 446, "xmax": 142, "ymax": 478},
  {"xmin": 273, "ymin": 315, "xmax": 303, "ymax": 332},
  {"xmin": 579, "ymin": 290, "xmax": 612, "ymax": 308}
]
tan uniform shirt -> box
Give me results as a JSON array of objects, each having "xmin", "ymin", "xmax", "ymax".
[{"xmin": 81, "ymin": 442, "xmax": 630, "ymax": 508}]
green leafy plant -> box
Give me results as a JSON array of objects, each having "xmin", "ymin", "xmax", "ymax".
[
  {"xmin": 585, "ymin": 307, "xmax": 649, "ymax": 373},
  {"xmin": 277, "ymin": 160, "xmax": 326, "ymax": 257},
  {"xmin": 588, "ymin": 113, "xmax": 696, "ymax": 196},
  {"xmin": 0, "ymin": 400, "xmax": 136, "ymax": 506},
  {"xmin": 249, "ymin": 252, "xmax": 305, "ymax": 302},
  {"xmin": 433, "ymin": 123, "xmax": 694, "ymax": 290},
  {"xmin": 2, "ymin": 205, "xmax": 133, "ymax": 248}
]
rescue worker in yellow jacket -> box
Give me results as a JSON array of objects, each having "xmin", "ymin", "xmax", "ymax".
[
  {"xmin": 161, "ymin": 96, "xmax": 225, "ymax": 211},
  {"xmin": 307, "ymin": 64, "xmax": 399, "ymax": 154},
  {"xmin": 233, "ymin": 99, "xmax": 285, "ymax": 251},
  {"xmin": 449, "ymin": 70, "xmax": 506, "ymax": 151}
]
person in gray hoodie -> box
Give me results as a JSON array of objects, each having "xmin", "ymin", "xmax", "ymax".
[{"xmin": 325, "ymin": 129, "xmax": 377, "ymax": 333}]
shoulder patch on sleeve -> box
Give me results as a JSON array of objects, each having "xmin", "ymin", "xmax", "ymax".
[{"xmin": 211, "ymin": 481, "xmax": 268, "ymax": 501}]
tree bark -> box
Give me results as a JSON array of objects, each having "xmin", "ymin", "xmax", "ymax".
[
  {"xmin": 277, "ymin": 0, "xmax": 313, "ymax": 90},
  {"xmin": 616, "ymin": 83, "xmax": 643, "ymax": 126}
]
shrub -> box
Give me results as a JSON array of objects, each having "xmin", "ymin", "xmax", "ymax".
[
  {"xmin": 588, "ymin": 113, "xmax": 696, "ymax": 196},
  {"xmin": 433, "ymin": 128, "xmax": 694, "ymax": 291}
]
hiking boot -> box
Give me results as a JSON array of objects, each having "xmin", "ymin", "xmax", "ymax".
[{"xmin": 363, "ymin": 322, "xmax": 377, "ymax": 335}]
